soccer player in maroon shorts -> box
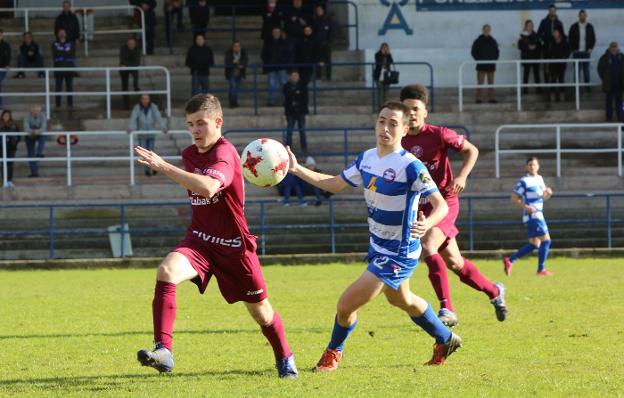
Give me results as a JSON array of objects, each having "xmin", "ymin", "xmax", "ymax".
[
  {"xmin": 134, "ymin": 94, "xmax": 298, "ymax": 379},
  {"xmin": 400, "ymin": 84, "xmax": 508, "ymax": 326}
]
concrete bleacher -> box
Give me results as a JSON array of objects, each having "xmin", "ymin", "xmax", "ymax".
[{"xmin": 1, "ymin": 7, "xmax": 622, "ymax": 259}]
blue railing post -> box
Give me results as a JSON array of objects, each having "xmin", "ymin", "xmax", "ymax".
[
  {"xmin": 120, "ymin": 204, "xmax": 126, "ymax": 257},
  {"xmin": 468, "ymin": 197, "xmax": 474, "ymax": 251},
  {"xmin": 260, "ymin": 202, "xmax": 266, "ymax": 255},
  {"xmin": 606, "ymin": 195, "xmax": 612, "ymax": 248},
  {"xmin": 49, "ymin": 206, "xmax": 56, "ymax": 259},
  {"xmin": 329, "ymin": 198, "xmax": 336, "ymax": 253}
]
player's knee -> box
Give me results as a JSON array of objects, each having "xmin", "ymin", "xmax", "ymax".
[
  {"xmin": 385, "ymin": 294, "xmax": 408, "ymax": 311},
  {"xmin": 421, "ymin": 241, "xmax": 438, "ymax": 257},
  {"xmin": 156, "ymin": 261, "xmax": 178, "ymax": 282},
  {"xmin": 336, "ymin": 302, "xmax": 356, "ymax": 323},
  {"xmin": 447, "ymin": 256, "xmax": 464, "ymax": 273}
]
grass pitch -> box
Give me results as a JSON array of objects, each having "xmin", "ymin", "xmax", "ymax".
[{"xmin": 1, "ymin": 257, "xmax": 623, "ymax": 397}]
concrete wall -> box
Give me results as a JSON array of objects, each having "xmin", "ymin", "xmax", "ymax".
[{"xmin": 353, "ymin": 0, "xmax": 624, "ymax": 87}]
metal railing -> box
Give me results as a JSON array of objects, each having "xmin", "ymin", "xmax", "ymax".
[
  {"xmin": 458, "ymin": 58, "xmax": 596, "ymax": 112},
  {"xmin": 1, "ymin": 130, "xmax": 192, "ymax": 187},
  {"xmin": 0, "ymin": 66, "xmax": 171, "ymax": 119},
  {"xmin": 0, "ymin": 193, "xmax": 622, "ymax": 259},
  {"xmin": 0, "ymin": 5, "xmax": 146, "ymax": 56},
  {"xmin": 495, "ymin": 123, "xmax": 624, "ymax": 178}
]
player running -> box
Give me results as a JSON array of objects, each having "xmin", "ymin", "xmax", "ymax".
[
  {"xmin": 504, "ymin": 156, "xmax": 554, "ymax": 276},
  {"xmin": 134, "ymin": 94, "xmax": 298, "ymax": 379},
  {"xmin": 287, "ymin": 101, "xmax": 462, "ymax": 371},
  {"xmin": 400, "ymin": 84, "xmax": 507, "ymax": 327}
]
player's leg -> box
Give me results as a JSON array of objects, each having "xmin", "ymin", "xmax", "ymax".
[
  {"xmin": 421, "ymin": 226, "xmax": 456, "ymax": 325},
  {"xmin": 383, "ymin": 280, "xmax": 461, "ymax": 365},
  {"xmin": 137, "ymin": 251, "xmax": 199, "ymax": 373},
  {"xmin": 503, "ymin": 235, "xmax": 539, "ymax": 276},
  {"xmin": 536, "ymin": 233, "xmax": 552, "ymax": 275},
  {"xmin": 315, "ymin": 270, "xmax": 385, "ymax": 372},
  {"xmin": 244, "ymin": 298, "xmax": 298, "ymax": 379}
]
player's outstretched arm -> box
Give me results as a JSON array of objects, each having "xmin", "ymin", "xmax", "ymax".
[
  {"xmin": 452, "ymin": 140, "xmax": 479, "ymax": 194},
  {"xmin": 286, "ymin": 146, "xmax": 349, "ymax": 193},
  {"xmin": 135, "ymin": 146, "xmax": 221, "ymax": 198}
]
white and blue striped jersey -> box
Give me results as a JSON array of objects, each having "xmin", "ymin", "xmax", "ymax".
[
  {"xmin": 513, "ymin": 174, "xmax": 547, "ymax": 223},
  {"xmin": 341, "ymin": 148, "xmax": 438, "ymax": 259}
]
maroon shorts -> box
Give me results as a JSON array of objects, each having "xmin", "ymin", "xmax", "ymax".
[
  {"xmin": 420, "ymin": 196, "xmax": 460, "ymax": 242},
  {"xmin": 174, "ymin": 238, "xmax": 268, "ymax": 304}
]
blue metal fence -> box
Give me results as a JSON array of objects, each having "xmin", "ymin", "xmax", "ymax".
[{"xmin": 0, "ymin": 193, "xmax": 622, "ymax": 259}]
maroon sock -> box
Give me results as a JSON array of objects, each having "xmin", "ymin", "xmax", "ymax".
[
  {"xmin": 425, "ymin": 254, "xmax": 454, "ymax": 312},
  {"xmin": 152, "ymin": 281, "xmax": 177, "ymax": 351},
  {"xmin": 261, "ymin": 311, "xmax": 292, "ymax": 360},
  {"xmin": 457, "ymin": 258, "xmax": 500, "ymax": 300}
]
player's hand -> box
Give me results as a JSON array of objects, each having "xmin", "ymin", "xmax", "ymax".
[
  {"xmin": 285, "ymin": 145, "xmax": 299, "ymax": 173},
  {"xmin": 525, "ymin": 205, "xmax": 537, "ymax": 214},
  {"xmin": 135, "ymin": 146, "xmax": 167, "ymax": 172},
  {"xmin": 450, "ymin": 175, "xmax": 467, "ymax": 194},
  {"xmin": 544, "ymin": 187, "xmax": 553, "ymax": 196},
  {"xmin": 410, "ymin": 211, "xmax": 429, "ymax": 238}
]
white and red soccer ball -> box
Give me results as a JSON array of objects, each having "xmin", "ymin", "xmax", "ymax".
[{"xmin": 240, "ymin": 138, "xmax": 289, "ymax": 187}]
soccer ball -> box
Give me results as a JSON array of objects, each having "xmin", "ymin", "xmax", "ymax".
[{"xmin": 240, "ymin": 138, "xmax": 289, "ymax": 187}]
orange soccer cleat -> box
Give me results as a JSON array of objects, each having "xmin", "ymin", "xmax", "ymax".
[
  {"xmin": 314, "ymin": 348, "xmax": 342, "ymax": 372},
  {"xmin": 425, "ymin": 332, "xmax": 462, "ymax": 366}
]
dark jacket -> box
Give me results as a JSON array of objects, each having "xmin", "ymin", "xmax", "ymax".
[
  {"xmin": 52, "ymin": 40, "xmax": 76, "ymax": 73},
  {"xmin": 518, "ymin": 31, "xmax": 542, "ymax": 60},
  {"xmin": 261, "ymin": 9, "xmax": 283, "ymax": 42},
  {"xmin": 373, "ymin": 51, "xmax": 393, "ymax": 81},
  {"xmin": 312, "ymin": 15, "xmax": 332, "ymax": 44},
  {"xmin": 295, "ymin": 35, "xmax": 319, "ymax": 65},
  {"xmin": 597, "ymin": 51, "xmax": 624, "ymax": 93},
  {"xmin": 0, "ymin": 40, "xmax": 10, "ymax": 68},
  {"xmin": 19, "ymin": 41, "xmax": 41, "ymax": 63},
  {"xmin": 0, "ymin": 122, "xmax": 20, "ymax": 150},
  {"xmin": 224, "ymin": 49, "xmax": 249, "ymax": 80},
  {"xmin": 119, "ymin": 44, "xmax": 142, "ymax": 67},
  {"xmin": 283, "ymin": 80, "xmax": 308, "ymax": 116},
  {"xmin": 185, "ymin": 44, "xmax": 215, "ymax": 75},
  {"xmin": 568, "ymin": 22, "xmax": 596, "ymax": 52},
  {"xmin": 538, "ymin": 15, "xmax": 564, "ymax": 47},
  {"xmin": 261, "ymin": 37, "xmax": 290, "ymax": 73},
  {"xmin": 545, "ymin": 37, "xmax": 571, "ymax": 74},
  {"xmin": 189, "ymin": 3, "xmax": 210, "ymax": 28},
  {"xmin": 54, "ymin": 11, "xmax": 80, "ymax": 42},
  {"xmin": 283, "ymin": 4, "xmax": 312, "ymax": 39},
  {"xmin": 471, "ymin": 34, "xmax": 500, "ymax": 71}
]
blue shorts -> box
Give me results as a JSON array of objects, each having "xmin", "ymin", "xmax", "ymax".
[
  {"xmin": 526, "ymin": 217, "xmax": 549, "ymax": 238},
  {"xmin": 366, "ymin": 252, "xmax": 419, "ymax": 290}
]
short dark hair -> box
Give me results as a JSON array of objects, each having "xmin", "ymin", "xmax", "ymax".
[
  {"xmin": 526, "ymin": 156, "xmax": 539, "ymax": 164},
  {"xmin": 548, "ymin": 3, "xmax": 556, "ymax": 9},
  {"xmin": 185, "ymin": 94, "xmax": 223, "ymax": 120},
  {"xmin": 579, "ymin": 9, "xmax": 586, "ymax": 15},
  {"xmin": 379, "ymin": 100, "xmax": 410, "ymax": 125},
  {"xmin": 399, "ymin": 84, "xmax": 429, "ymax": 105}
]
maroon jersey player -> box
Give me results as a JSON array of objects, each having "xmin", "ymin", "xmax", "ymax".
[
  {"xmin": 400, "ymin": 84, "xmax": 508, "ymax": 326},
  {"xmin": 134, "ymin": 94, "xmax": 298, "ymax": 379}
]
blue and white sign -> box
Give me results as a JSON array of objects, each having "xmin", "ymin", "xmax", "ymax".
[
  {"xmin": 379, "ymin": 0, "xmax": 413, "ymax": 35},
  {"xmin": 416, "ymin": 0, "xmax": 624, "ymax": 12}
]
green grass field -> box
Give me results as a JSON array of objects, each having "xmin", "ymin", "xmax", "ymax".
[{"xmin": 1, "ymin": 258, "xmax": 623, "ymax": 397}]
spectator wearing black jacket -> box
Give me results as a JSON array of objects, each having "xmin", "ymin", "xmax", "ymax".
[
  {"xmin": 185, "ymin": 34, "xmax": 215, "ymax": 96},
  {"xmin": 283, "ymin": 70, "xmax": 308, "ymax": 153},
  {"xmin": 471, "ymin": 24, "xmax": 500, "ymax": 103},
  {"xmin": 518, "ymin": 20, "xmax": 542, "ymax": 94},
  {"xmin": 312, "ymin": 4, "xmax": 332, "ymax": 80},
  {"xmin": 0, "ymin": 29, "xmax": 10, "ymax": 109},
  {"xmin": 597, "ymin": 42, "xmax": 624, "ymax": 122},
  {"xmin": 262, "ymin": 27, "xmax": 291, "ymax": 106},
  {"xmin": 0, "ymin": 110, "xmax": 20, "ymax": 187},
  {"xmin": 224, "ymin": 41, "xmax": 249, "ymax": 108},
  {"xmin": 544, "ymin": 28, "xmax": 571, "ymax": 102},
  {"xmin": 569, "ymin": 9, "xmax": 596, "ymax": 90},
  {"xmin": 15, "ymin": 32, "xmax": 45, "ymax": 79},
  {"xmin": 261, "ymin": 0, "xmax": 282, "ymax": 43},
  {"xmin": 52, "ymin": 28, "xmax": 76, "ymax": 108},
  {"xmin": 140, "ymin": 0, "xmax": 157, "ymax": 55},
  {"xmin": 295, "ymin": 25, "xmax": 319, "ymax": 86},
  {"xmin": 538, "ymin": 4, "xmax": 564, "ymax": 84},
  {"xmin": 119, "ymin": 37, "xmax": 142, "ymax": 109},
  {"xmin": 55, "ymin": 1, "xmax": 80, "ymax": 43},
  {"xmin": 282, "ymin": 0, "xmax": 312, "ymax": 43},
  {"xmin": 373, "ymin": 42, "xmax": 393, "ymax": 108},
  {"xmin": 189, "ymin": 0, "xmax": 210, "ymax": 39},
  {"xmin": 164, "ymin": 0, "xmax": 183, "ymax": 47}
]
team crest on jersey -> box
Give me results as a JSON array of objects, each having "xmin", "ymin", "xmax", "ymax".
[
  {"xmin": 419, "ymin": 170, "xmax": 433, "ymax": 186},
  {"xmin": 382, "ymin": 168, "xmax": 396, "ymax": 182},
  {"xmin": 410, "ymin": 145, "xmax": 424, "ymax": 159}
]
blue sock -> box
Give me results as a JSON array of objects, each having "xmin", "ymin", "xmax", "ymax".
[
  {"xmin": 510, "ymin": 243, "xmax": 538, "ymax": 262},
  {"xmin": 538, "ymin": 240, "xmax": 551, "ymax": 272},
  {"xmin": 327, "ymin": 315, "xmax": 357, "ymax": 352},
  {"xmin": 411, "ymin": 305, "xmax": 451, "ymax": 345}
]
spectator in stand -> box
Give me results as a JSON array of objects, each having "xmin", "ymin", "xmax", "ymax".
[
  {"xmin": 139, "ymin": 0, "xmax": 157, "ymax": 55},
  {"xmin": 55, "ymin": 1, "xmax": 80, "ymax": 44},
  {"xmin": 279, "ymin": 173, "xmax": 307, "ymax": 207},
  {"xmin": 312, "ymin": 4, "xmax": 332, "ymax": 80},
  {"xmin": 283, "ymin": 70, "xmax": 308, "ymax": 153},
  {"xmin": 569, "ymin": 9, "xmax": 596, "ymax": 92},
  {"xmin": 164, "ymin": 0, "xmax": 184, "ymax": 47},
  {"xmin": 261, "ymin": 0, "xmax": 283, "ymax": 43},
  {"xmin": 15, "ymin": 32, "xmax": 45, "ymax": 79},
  {"xmin": 597, "ymin": 42, "xmax": 624, "ymax": 122},
  {"xmin": 544, "ymin": 27, "xmax": 570, "ymax": 102},
  {"xmin": 295, "ymin": 25, "xmax": 319, "ymax": 86},
  {"xmin": 0, "ymin": 30, "xmax": 10, "ymax": 110},
  {"xmin": 189, "ymin": 0, "xmax": 210, "ymax": 39},
  {"xmin": 373, "ymin": 42, "xmax": 394, "ymax": 108},
  {"xmin": 538, "ymin": 4, "xmax": 564, "ymax": 85},
  {"xmin": 185, "ymin": 34, "xmax": 215, "ymax": 96},
  {"xmin": 283, "ymin": 0, "xmax": 312, "ymax": 43},
  {"xmin": 23, "ymin": 105, "xmax": 47, "ymax": 178},
  {"xmin": 128, "ymin": 94, "xmax": 167, "ymax": 176},
  {"xmin": 52, "ymin": 28, "xmax": 77, "ymax": 108},
  {"xmin": 302, "ymin": 156, "xmax": 324, "ymax": 206},
  {"xmin": 0, "ymin": 110, "xmax": 20, "ymax": 187},
  {"xmin": 471, "ymin": 24, "xmax": 500, "ymax": 104},
  {"xmin": 262, "ymin": 26, "xmax": 290, "ymax": 106},
  {"xmin": 518, "ymin": 20, "xmax": 542, "ymax": 94},
  {"xmin": 224, "ymin": 41, "xmax": 248, "ymax": 109},
  {"xmin": 119, "ymin": 37, "xmax": 142, "ymax": 109}
]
